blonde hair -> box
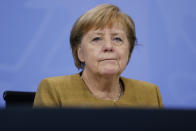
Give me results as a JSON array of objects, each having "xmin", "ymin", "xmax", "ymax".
[{"xmin": 70, "ymin": 4, "xmax": 136, "ymax": 69}]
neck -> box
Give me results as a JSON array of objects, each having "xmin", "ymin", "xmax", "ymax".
[{"xmin": 81, "ymin": 70, "xmax": 121, "ymax": 100}]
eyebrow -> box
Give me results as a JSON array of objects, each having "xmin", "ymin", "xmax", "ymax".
[
  {"xmin": 87, "ymin": 30, "xmax": 125, "ymax": 39},
  {"xmin": 87, "ymin": 32, "xmax": 103, "ymax": 39},
  {"xmin": 91, "ymin": 31, "xmax": 124, "ymax": 35},
  {"xmin": 91, "ymin": 32, "xmax": 104, "ymax": 35},
  {"xmin": 110, "ymin": 33, "xmax": 124, "ymax": 36}
]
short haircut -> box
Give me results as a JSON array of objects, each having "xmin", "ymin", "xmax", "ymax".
[{"xmin": 70, "ymin": 4, "xmax": 137, "ymax": 69}]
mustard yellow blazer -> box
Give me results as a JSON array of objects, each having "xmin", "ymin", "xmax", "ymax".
[{"xmin": 33, "ymin": 73, "xmax": 163, "ymax": 108}]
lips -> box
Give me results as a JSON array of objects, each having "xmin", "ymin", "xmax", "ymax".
[{"xmin": 100, "ymin": 58, "xmax": 117, "ymax": 61}]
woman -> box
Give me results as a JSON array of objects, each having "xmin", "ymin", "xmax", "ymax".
[{"xmin": 33, "ymin": 4, "xmax": 163, "ymax": 108}]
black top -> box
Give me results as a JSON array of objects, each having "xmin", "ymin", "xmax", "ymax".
[{"xmin": 3, "ymin": 91, "xmax": 35, "ymax": 107}]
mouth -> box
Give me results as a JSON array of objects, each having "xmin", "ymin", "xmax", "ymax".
[{"xmin": 100, "ymin": 58, "xmax": 117, "ymax": 61}]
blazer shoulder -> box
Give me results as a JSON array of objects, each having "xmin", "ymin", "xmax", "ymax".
[
  {"xmin": 39, "ymin": 73, "xmax": 81, "ymax": 91},
  {"xmin": 121, "ymin": 77, "xmax": 158, "ymax": 90},
  {"xmin": 121, "ymin": 77, "xmax": 164, "ymax": 108},
  {"xmin": 34, "ymin": 73, "xmax": 82, "ymax": 107},
  {"xmin": 43, "ymin": 74, "xmax": 77, "ymax": 82},
  {"xmin": 42, "ymin": 74, "xmax": 79, "ymax": 84}
]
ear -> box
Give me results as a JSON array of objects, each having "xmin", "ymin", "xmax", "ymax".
[{"xmin": 77, "ymin": 46, "xmax": 84, "ymax": 62}]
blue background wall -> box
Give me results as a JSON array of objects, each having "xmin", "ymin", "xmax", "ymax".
[{"xmin": 1, "ymin": 0, "xmax": 196, "ymax": 108}]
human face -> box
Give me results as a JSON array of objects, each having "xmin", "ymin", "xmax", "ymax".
[{"xmin": 78, "ymin": 25, "xmax": 130, "ymax": 77}]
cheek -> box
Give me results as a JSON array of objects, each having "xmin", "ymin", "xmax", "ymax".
[
  {"xmin": 119, "ymin": 48, "xmax": 130, "ymax": 66},
  {"xmin": 83, "ymin": 47, "xmax": 99, "ymax": 64}
]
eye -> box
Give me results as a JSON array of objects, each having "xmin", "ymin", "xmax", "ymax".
[
  {"xmin": 113, "ymin": 37, "xmax": 122, "ymax": 42},
  {"xmin": 92, "ymin": 37, "xmax": 101, "ymax": 41}
]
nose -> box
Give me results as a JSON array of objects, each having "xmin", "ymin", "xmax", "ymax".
[{"xmin": 103, "ymin": 38, "xmax": 113, "ymax": 52}]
